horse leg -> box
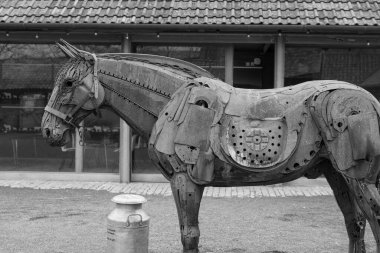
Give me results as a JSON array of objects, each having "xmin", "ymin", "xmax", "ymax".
[
  {"xmin": 171, "ymin": 172, "xmax": 204, "ymax": 253},
  {"xmin": 323, "ymin": 166, "xmax": 366, "ymax": 253},
  {"xmin": 346, "ymin": 177, "xmax": 380, "ymax": 252}
]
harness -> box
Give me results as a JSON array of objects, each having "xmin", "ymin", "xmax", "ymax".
[{"xmin": 44, "ymin": 53, "xmax": 101, "ymax": 128}]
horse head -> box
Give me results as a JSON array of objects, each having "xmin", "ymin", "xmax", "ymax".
[{"xmin": 41, "ymin": 40, "xmax": 104, "ymax": 146}]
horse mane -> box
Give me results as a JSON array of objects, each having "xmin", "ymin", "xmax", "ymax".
[{"xmin": 97, "ymin": 53, "xmax": 215, "ymax": 79}]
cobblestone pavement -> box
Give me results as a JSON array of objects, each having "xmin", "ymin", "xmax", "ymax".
[{"xmin": 0, "ymin": 178, "xmax": 332, "ymax": 198}]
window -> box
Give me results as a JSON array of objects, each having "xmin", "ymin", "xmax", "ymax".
[
  {"xmin": 136, "ymin": 45, "xmax": 226, "ymax": 80},
  {"xmin": 285, "ymin": 47, "xmax": 380, "ymax": 100},
  {"xmin": 0, "ymin": 44, "xmax": 73, "ymax": 171},
  {"xmin": 0, "ymin": 43, "xmax": 121, "ymax": 173}
]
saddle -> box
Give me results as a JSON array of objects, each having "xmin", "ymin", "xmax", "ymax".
[{"xmin": 217, "ymin": 86, "xmax": 314, "ymax": 171}]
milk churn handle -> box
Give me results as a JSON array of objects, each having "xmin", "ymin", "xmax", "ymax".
[{"xmin": 125, "ymin": 214, "xmax": 143, "ymax": 227}]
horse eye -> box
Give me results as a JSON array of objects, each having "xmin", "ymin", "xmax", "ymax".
[{"xmin": 65, "ymin": 80, "xmax": 73, "ymax": 87}]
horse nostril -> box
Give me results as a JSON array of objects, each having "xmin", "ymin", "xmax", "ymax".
[{"xmin": 44, "ymin": 128, "xmax": 51, "ymax": 137}]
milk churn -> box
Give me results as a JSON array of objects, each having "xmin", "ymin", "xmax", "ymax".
[{"xmin": 107, "ymin": 194, "xmax": 150, "ymax": 253}]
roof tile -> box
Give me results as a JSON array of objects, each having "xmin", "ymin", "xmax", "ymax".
[{"xmin": 0, "ymin": 0, "xmax": 379, "ymax": 26}]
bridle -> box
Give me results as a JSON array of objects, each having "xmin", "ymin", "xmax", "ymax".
[{"xmin": 44, "ymin": 53, "xmax": 102, "ymax": 128}]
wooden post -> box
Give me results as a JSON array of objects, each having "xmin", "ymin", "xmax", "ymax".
[
  {"xmin": 225, "ymin": 45, "xmax": 234, "ymax": 85},
  {"xmin": 75, "ymin": 121, "xmax": 84, "ymax": 173},
  {"xmin": 119, "ymin": 34, "xmax": 132, "ymax": 183},
  {"xmin": 274, "ymin": 34, "xmax": 285, "ymax": 88}
]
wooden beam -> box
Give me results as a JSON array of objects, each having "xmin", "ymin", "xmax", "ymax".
[
  {"xmin": 0, "ymin": 31, "xmax": 122, "ymax": 44},
  {"xmin": 274, "ymin": 35, "xmax": 285, "ymax": 88},
  {"xmin": 132, "ymin": 33, "xmax": 274, "ymax": 44},
  {"xmin": 1, "ymin": 31, "xmax": 380, "ymax": 47},
  {"xmin": 119, "ymin": 34, "xmax": 132, "ymax": 183},
  {"xmin": 286, "ymin": 34, "xmax": 380, "ymax": 47},
  {"xmin": 224, "ymin": 45, "xmax": 234, "ymax": 85},
  {"xmin": 75, "ymin": 121, "xmax": 84, "ymax": 173}
]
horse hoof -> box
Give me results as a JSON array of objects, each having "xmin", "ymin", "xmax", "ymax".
[{"xmin": 183, "ymin": 249, "xmax": 199, "ymax": 253}]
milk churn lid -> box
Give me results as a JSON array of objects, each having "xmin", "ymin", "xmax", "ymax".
[{"xmin": 112, "ymin": 194, "xmax": 147, "ymax": 205}]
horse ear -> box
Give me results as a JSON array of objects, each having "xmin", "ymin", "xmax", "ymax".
[
  {"xmin": 56, "ymin": 42, "xmax": 77, "ymax": 58},
  {"xmin": 58, "ymin": 39, "xmax": 95, "ymax": 62}
]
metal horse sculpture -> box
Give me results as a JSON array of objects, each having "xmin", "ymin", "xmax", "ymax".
[{"xmin": 42, "ymin": 40, "xmax": 380, "ymax": 253}]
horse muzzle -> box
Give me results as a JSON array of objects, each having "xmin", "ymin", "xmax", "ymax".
[
  {"xmin": 41, "ymin": 112, "xmax": 73, "ymax": 147},
  {"xmin": 42, "ymin": 126, "xmax": 72, "ymax": 147}
]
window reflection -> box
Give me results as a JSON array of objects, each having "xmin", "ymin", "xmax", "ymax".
[
  {"xmin": 285, "ymin": 47, "xmax": 380, "ymax": 99},
  {"xmin": 0, "ymin": 44, "xmax": 74, "ymax": 171},
  {"xmin": 83, "ymin": 109, "xmax": 120, "ymax": 173},
  {"xmin": 0, "ymin": 43, "xmax": 121, "ymax": 172},
  {"xmin": 136, "ymin": 45, "xmax": 226, "ymax": 80}
]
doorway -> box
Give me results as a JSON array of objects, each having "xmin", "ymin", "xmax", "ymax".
[{"xmin": 233, "ymin": 45, "xmax": 274, "ymax": 89}]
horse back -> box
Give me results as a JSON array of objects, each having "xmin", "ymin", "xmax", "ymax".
[{"xmin": 149, "ymin": 77, "xmax": 378, "ymax": 184}]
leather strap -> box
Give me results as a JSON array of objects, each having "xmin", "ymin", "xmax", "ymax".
[{"xmin": 44, "ymin": 105, "xmax": 68, "ymax": 121}]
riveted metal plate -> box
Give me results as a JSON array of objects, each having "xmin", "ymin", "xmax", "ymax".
[{"xmin": 226, "ymin": 118, "xmax": 287, "ymax": 168}]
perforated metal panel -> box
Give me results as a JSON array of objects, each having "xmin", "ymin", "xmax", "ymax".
[{"xmin": 226, "ymin": 118, "xmax": 287, "ymax": 168}]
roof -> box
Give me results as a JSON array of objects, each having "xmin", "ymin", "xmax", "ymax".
[{"xmin": 0, "ymin": 0, "xmax": 379, "ymax": 27}]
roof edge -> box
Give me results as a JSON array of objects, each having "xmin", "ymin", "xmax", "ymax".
[{"xmin": 0, "ymin": 23, "xmax": 380, "ymax": 34}]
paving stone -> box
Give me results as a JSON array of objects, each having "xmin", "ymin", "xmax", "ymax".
[
  {"xmin": 292, "ymin": 187, "xmax": 305, "ymax": 196},
  {"xmin": 212, "ymin": 187, "xmax": 220, "ymax": 198},
  {"xmin": 248, "ymin": 187, "xmax": 255, "ymax": 198},
  {"xmin": 237, "ymin": 187, "xmax": 244, "ymax": 198},
  {"xmin": 219, "ymin": 187, "xmax": 226, "ymax": 198},
  {"xmin": 260, "ymin": 187, "xmax": 270, "ymax": 197},
  {"xmin": 110, "ymin": 184, "xmax": 125, "ymax": 193},
  {"xmin": 243, "ymin": 187, "xmax": 250, "ymax": 198},
  {"xmin": 0, "ymin": 180, "xmax": 334, "ymax": 198},
  {"xmin": 266, "ymin": 187, "xmax": 277, "ymax": 197},
  {"xmin": 271, "ymin": 187, "xmax": 281, "ymax": 197},
  {"xmin": 231, "ymin": 187, "xmax": 237, "ymax": 197},
  {"xmin": 286, "ymin": 187, "xmax": 297, "ymax": 197},
  {"xmin": 146, "ymin": 184, "xmax": 158, "ymax": 195},
  {"xmin": 252, "ymin": 186, "xmax": 262, "ymax": 198},
  {"xmin": 153, "ymin": 184, "xmax": 164, "ymax": 195},
  {"xmin": 225, "ymin": 187, "xmax": 232, "ymax": 198},
  {"xmin": 120, "ymin": 184, "xmax": 133, "ymax": 193},
  {"xmin": 276, "ymin": 187, "xmax": 286, "ymax": 197}
]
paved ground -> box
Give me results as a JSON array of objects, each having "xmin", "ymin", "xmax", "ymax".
[
  {"xmin": 0, "ymin": 177, "xmax": 332, "ymax": 198},
  {"xmin": 2, "ymin": 187, "xmax": 369, "ymax": 253}
]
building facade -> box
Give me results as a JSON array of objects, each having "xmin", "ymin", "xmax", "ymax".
[{"xmin": 0, "ymin": 0, "xmax": 380, "ymax": 182}]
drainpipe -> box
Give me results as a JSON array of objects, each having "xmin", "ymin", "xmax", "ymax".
[{"xmin": 119, "ymin": 34, "xmax": 132, "ymax": 183}]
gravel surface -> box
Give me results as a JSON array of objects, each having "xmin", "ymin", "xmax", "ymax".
[{"xmin": 0, "ymin": 187, "xmax": 376, "ymax": 253}]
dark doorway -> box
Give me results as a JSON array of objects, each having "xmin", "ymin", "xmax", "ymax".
[{"xmin": 233, "ymin": 45, "xmax": 274, "ymax": 89}]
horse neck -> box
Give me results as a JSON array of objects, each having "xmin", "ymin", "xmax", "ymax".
[{"xmin": 97, "ymin": 56, "xmax": 191, "ymax": 139}]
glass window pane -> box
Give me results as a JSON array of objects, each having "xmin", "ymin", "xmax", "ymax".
[
  {"xmin": 136, "ymin": 45, "xmax": 225, "ymax": 80},
  {"xmin": 0, "ymin": 43, "xmax": 121, "ymax": 172},
  {"xmin": 83, "ymin": 109, "xmax": 120, "ymax": 173},
  {"xmin": 77, "ymin": 44, "xmax": 122, "ymax": 173},
  {"xmin": 285, "ymin": 47, "xmax": 323, "ymax": 86},
  {"xmin": 0, "ymin": 44, "xmax": 74, "ymax": 171},
  {"xmin": 285, "ymin": 47, "xmax": 380, "ymax": 100},
  {"xmin": 321, "ymin": 48, "xmax": 380, "ymax": 99}
]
